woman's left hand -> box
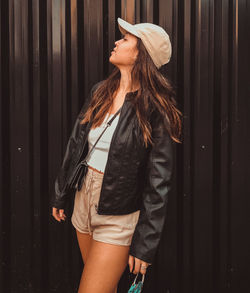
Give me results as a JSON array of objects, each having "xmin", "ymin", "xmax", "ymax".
[{"xmin": 128, "ymin": 255, "xmax": 151, "ymax": 275}]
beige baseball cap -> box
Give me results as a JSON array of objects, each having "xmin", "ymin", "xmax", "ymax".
[{"xmin": 117, "ymin": 17, "xmax": 172, "ymax": 69}]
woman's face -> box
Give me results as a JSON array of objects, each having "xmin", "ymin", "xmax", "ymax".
[{"xmin": 109, "ymin": 33, "xmax": 138, "ymax": 68}]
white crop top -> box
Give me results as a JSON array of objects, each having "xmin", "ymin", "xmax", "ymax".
[{"xmin": 85, "ymin": 112, "xmax": 120, "ymax": 173}]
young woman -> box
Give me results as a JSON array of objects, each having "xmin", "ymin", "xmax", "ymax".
[{"xmin": 51, "ymin": 18, "xmax": 182, "ymax": 293}]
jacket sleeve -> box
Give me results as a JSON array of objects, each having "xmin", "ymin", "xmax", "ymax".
[
  {"xmin": 50, "ymin": 81, "xmax": 103, "ymax": 209},
  {"xmin": 129, "ymin": 111, "xmax": 175, "ymax": 264}
]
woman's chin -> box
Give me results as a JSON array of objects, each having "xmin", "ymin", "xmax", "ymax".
[{"xmin": 109, "ymin": 56, "xmax": 116, "ymax": 65}]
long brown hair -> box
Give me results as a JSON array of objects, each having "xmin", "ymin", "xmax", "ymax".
[{"xmin": 80, "ymin": 37, "xmax": 183, "ymax": 147}]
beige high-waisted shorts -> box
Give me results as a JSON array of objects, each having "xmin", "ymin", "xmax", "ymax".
[{"xmin": 71, "ymin": 166, "xmax": 140, "ymax": 246}]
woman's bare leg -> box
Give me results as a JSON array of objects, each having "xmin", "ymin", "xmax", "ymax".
[
  {"xmin": 76, "ymin": 230, "xmax": 118, "ymax": 293},
  {"xmin": 77, "ymin": 239, "xmax": 129, "ymax": 293},
  {"xmin": 76, "ymin": 229, "xmax": 93, "ymax": 264}
]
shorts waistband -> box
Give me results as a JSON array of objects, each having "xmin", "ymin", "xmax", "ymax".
[
  {"xmin": 86, "ymin": 165, "xmax": 104, "ymax": 179},
  {"xmin": 88, "ymin": 165, "xmax": 104, "ymax": 174}
]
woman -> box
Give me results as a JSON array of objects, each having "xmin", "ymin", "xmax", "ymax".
[{"xmin": 51, "ymin": 17, "xmax": 182, "ymax": 293}]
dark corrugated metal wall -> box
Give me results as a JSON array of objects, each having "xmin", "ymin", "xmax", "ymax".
[{"xmin": 1, "ymin": 0, "xmax": 249, "ymax": 292}]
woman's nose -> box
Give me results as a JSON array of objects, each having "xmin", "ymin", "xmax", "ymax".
[{"xmin": 115, "ymin": 38, "xmax": 122, "ymax": 45}]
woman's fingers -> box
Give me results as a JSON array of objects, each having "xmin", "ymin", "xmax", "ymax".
[
  {"xmin": 139, "ymin": 261, "xmax": 148, "ymax": 275},
  {"xmin": 131, "ymin": 256, "xmax": 149, "ymax": 275},
  {"xmin": 133, "ymin": 257, "xmax": 141, "ymax": 274},
  {"xmin": 52, "ymin": 207, "xmax": 60, "ymax": 221},
  {"xmin": 59, "ymin": 209, "xmax": 66, "ymax": 220},
  {"xmin": 52, "ymin": 207, "xmax": 67, "ymax": 222},
  {"xmin": 128, "ymin": 255, "xmax": 135, "ymax": 272}
]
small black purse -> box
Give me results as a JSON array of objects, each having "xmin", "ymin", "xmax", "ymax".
[{"xmin": 68, "ymin": 107, "xmax": 122, "ymax": 191}]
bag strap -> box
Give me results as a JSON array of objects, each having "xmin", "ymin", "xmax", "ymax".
[{"xmin": 83, "ymin": 107, "xmax": 122, "ymax": 164}]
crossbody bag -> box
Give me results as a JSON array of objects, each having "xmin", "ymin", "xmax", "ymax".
[{"xmin": 68, "ymin": 107, "xmax": 122, "ymax": 191}]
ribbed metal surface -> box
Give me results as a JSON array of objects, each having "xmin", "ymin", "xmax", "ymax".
[{"xmin": 0, "ymin": 0, "xmax": 249, "ymax": 292}]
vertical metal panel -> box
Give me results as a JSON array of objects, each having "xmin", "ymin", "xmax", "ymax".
[
  {"xmin": 121, "ymin": 0, "xmax": 136, "ymax": 23},
  {"xmin": 0, "ymin": 0, "xmax": 249, "ymax": 292},
  {"xmin": 214, "ymin": 1, "xmax": 230, "ymax": 292},
  {"xmin": 193, "ymin": 1, "xmax": 214, "ymax": 292},
  {"xmin": 181, "ymin": 1, "xmax": 192, "ymax": 292},
  {"xmin": 141, "ymin": 0, "xmax": 154, "ymax": 23},
  {"xmin": 107, "ymin": 0, "xmax": 118, "ymax": 74},
  {"xmin": 0, "ymin": 2, "xmax": 11, "ymax": 293},
  {"xmin": 31, "ymin": 0, "xmax": 43, "ymax": 290},
  {"xmin": 83, "ymin": 0, "xmax": 103, "ymax": 96},
  {"xmin": 230, "ymin": 1, "xmax": 250, "ymax": 292},
  {"xmin": 8, "ymin": 0, "xmax": 32, "ymax": 291},
  {"xmin": 69, "ymin": 0, "xmax": 79, "ymax": 115}
]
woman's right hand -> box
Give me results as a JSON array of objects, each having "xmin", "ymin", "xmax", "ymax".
[{"xmin": 52, "ymin": 207, "xmax": 67, "ymax": 222}]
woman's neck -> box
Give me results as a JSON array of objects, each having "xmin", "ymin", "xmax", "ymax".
[{"xmin": 118, "ymin": 69, "xmax": 140, "ymax": 93}]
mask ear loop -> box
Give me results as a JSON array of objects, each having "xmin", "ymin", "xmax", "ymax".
[
  {"xmin": 132, "ymin": 273, "xmax": 138, "ymax": 285},
  {"xmin": 132, "ymin": 273, "xmax": 145, "ymax": 286}
]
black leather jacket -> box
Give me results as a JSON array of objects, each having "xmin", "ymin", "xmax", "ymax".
[{"xmin": 50, "ymin": 81, "xmax": 175, "ymax": 264}]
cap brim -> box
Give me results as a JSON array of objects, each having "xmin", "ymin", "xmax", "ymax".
[{"xmin": 117, "ymin": 17, "xmax": 140, "ymax": 38}]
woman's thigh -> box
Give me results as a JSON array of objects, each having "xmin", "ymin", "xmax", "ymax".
[
  {"xmin": 78, "ymin": 239, "xmax": 130, "ymax": 293},
  {"xmin": 76, "ymin": 229, "xmax": 93, "ymax": 264}
]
